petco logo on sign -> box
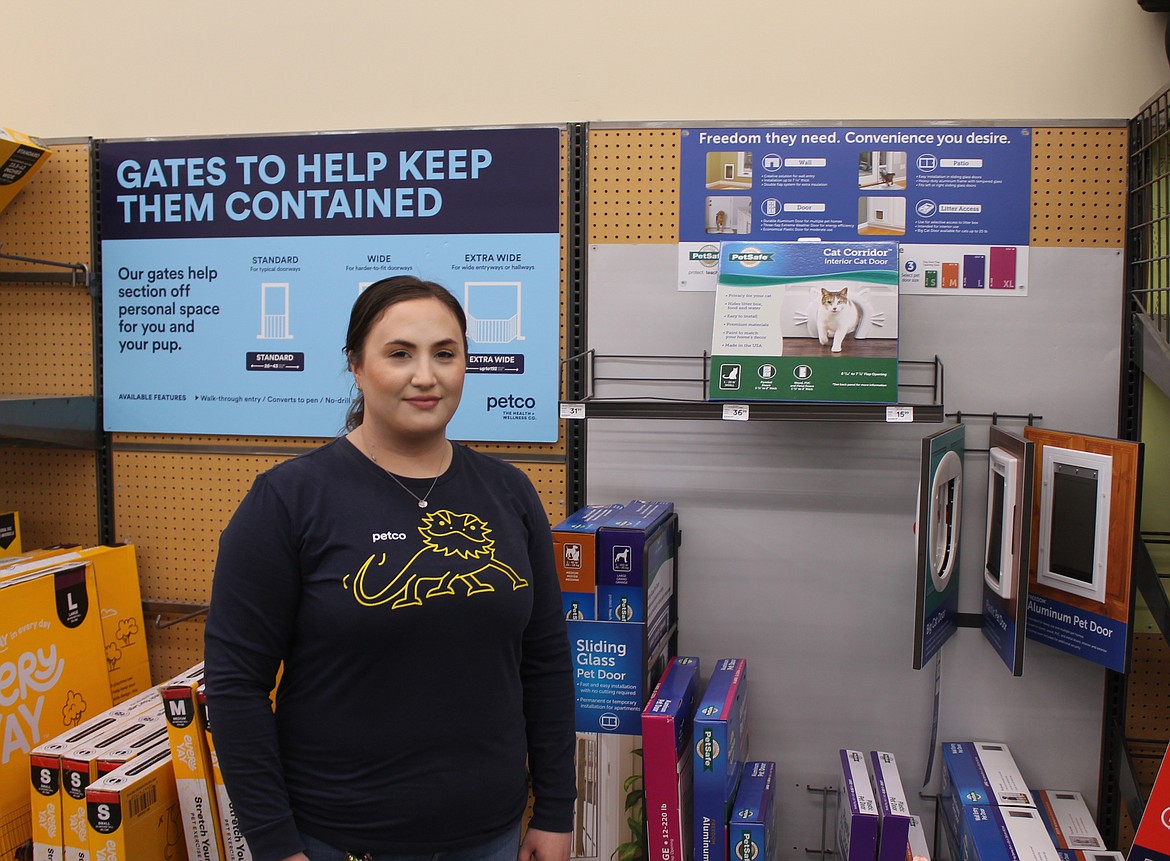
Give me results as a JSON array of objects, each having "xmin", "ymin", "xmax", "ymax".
[{"xmin": 612, "ymin": 545, "xmax": 632, "ymax": 573}]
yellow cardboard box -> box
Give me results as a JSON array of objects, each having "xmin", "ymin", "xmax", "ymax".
[
  {"xmin": 30, "ymin": 686, "xmax": 165, "ymax": 861},
  {"xmin": 0, "ymin": 513, "xmax": 20, "ymax": 558},
  {"xmin": 0, "ymin": 129, "xmax": 52, "ymax": 215},
  {"xmin": 0, "ymin": 545, "xmax": 151, "ymax": 705},
  {"xmin": 164, "ymin": 673, "xmax": 225, "ymax": 861},
  {"xmin": 85, "ymin": 746, "xmax": 188, "ymax": 861},
  {"xmin": 0, "ymin": 562, "xmax": 113, "ymax": 860},
  {"xmin": 60, "ymin": 711, "xmax": 168, "ymax": 861}
]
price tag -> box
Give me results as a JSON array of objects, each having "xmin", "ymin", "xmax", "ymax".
[
  {"xmin": 885, "ymin": 406, "xmax": 914, "ymax": 423},
  {"xmin": 722, "ymin": 404, "xmax": 750, "ymax": 422},
  {"xmin": 559, "ymin": 403, "xmax": 586, "ymax": 420}
]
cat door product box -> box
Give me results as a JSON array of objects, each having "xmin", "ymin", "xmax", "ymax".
[
  {"xmin": 870, "ymin": 751, "xmax": 913, "ymax": 861},
  {"xmin": 0, "ymin": 128, "xmax": 52, "ymax": 214},
  {"xmin": 0, "ymin": 511, "xmax": 20, "ymax": 558},
  {"xmin": 709, "ymin": 240, "xmax": 899, "ymax": 403},
  {"xmin": 940, "ymin": 742, "xmax": 1034, "ymax": 842},
  {"xmin": 85, "ymin": 746, "xmax": 182, "ymax": 861},
  {"xmin": 837, "ymin": 750, "xmax": 879, "ymax": 861},
  {"xmin": 957, "ymin": 805, "xmax": 1061, "ymax": 861},
  {"xmin": 1036, "ymin": 446, "xmax": 1112, "ymax": 604},
  {"xmin": 641, "ymin": 656, "xmax": 700, "ymax": 861},
  {"xmin": 1032, "ymin": 790, "xmax": 1105, "ymax": 852},
  {"xmin": 729, "ymin": 761, "xmax": 777, "ymax": 861},
  {"xmin": 693, "ymin": 658, "xmax": 749, "ymax": 861}
]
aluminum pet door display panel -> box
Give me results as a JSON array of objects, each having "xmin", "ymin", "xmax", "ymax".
[
  {"xmin": 980, "ymin": 427, "xmax": 1034, "ymax": 677},
  {"xmin": 1022, "ymin": 428, "xmax": 1141, "ymax": 673},
  {"xmin": 913, "ymin": 424, "xmax": 965, "ymax": 670}
]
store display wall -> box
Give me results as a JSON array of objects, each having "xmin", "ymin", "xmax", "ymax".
[{"xmin": 583, "ymin": 125, "xmax": 1127, "ymax": 848}]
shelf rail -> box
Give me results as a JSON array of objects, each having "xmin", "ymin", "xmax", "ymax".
[{"xmin": 559, "ymin": 350, "xmax": 945, "ymax": 422}]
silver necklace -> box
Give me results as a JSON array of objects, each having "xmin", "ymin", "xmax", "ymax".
[
  {"xmin": 385, "ymin": 469, "xmax": 439, "ymax": 509},
  {"xmin": 360, "ymin": 429, "xmax": 444, "ymax": 508}
]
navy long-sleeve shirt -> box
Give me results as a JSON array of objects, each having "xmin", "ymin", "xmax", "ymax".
[{"xmin": 204, "ymin": 438, "xmax": 576, "ymax": 861}]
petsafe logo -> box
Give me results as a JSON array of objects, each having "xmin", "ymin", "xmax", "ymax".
[
  {"xmin": 689, "ymin": 244, "xmax": 721, "ymax": 269},
  {"xmin": 727, "ymin": 246, "xmax": 773, "ymax": 268}
]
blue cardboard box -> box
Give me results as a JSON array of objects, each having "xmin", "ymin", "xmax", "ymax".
[
  {"xmin": 940, "ymin": 741, "xmax": 1034, "ymax": 841},
  {"xmin": 729, "ymin": 761, "xmax": 777, "ymax": 861},
  {"xmin": 957, "ymin": 805, "xmax": 1060, "ymax": 861},
  {"xmin": 597, "ymin": 501, "xmax": 676, "ymax": 623},
  {"xmin": 693, "ymin": 658, "xmax": 748, "ymax": 861},
  {"xmin": 569, "ymin": 617, "xmax": 676, "ymax": 735},
  {"xmin": 552, "ymin": 503, "xmax": 627, "ymax": 620}
]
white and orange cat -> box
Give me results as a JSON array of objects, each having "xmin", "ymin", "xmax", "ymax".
[{"xmin": 816, "ymin": 287, "xmax": 859, "ymax": 353}]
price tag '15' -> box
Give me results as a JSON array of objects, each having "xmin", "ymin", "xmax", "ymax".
[{"xmin": 885, "ymin": 406, "xmax": 914, "ymax": 423}]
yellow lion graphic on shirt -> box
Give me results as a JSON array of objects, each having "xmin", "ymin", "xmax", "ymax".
[{"xmin": 346, "ymin": 509, "xmax": 528, "ymax": 610}]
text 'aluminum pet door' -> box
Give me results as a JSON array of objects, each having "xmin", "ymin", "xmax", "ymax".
[
  {"xmin": 258, "ymin": 282, "xmax": 293, "ymax": 340},
  {"xmin": 464, "ymin": 281, "xmax": 524, "ymax": 344}
]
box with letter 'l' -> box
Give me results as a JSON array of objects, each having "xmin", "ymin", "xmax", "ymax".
[{"xmin": 0, "ymin": 562, "xmax": 114, "ymax": 860}]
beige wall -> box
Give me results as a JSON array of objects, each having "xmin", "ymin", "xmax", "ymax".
[{"xmin": 8, "ymin": 0, "xmax": 1170, "ymax": 139}]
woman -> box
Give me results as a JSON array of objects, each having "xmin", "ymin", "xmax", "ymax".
[{"xmin": 205, "ymin": 276, "xmax": 576, "ymax": 861}]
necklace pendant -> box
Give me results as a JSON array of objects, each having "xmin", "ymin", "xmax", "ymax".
[{"xmin": 418, "ymin": 500, "xmax": 428, "ymax": 509}]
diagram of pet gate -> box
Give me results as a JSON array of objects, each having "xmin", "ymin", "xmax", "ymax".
[
  {"xmin": 258, "ymin": 281, "xmax": 293, "ymax": 340},
  {"xmin": 464, "ymin": 281, "xmax": 524, "ymax": 344}
]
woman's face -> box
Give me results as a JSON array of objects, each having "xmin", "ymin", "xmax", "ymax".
[{"xmin": 351, "ymin": 297, "xmax": 466, "ymax": 444}]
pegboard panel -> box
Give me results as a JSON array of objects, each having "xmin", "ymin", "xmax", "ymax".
[
  {"xmin": 0, "ymin": 141, "xmax": 93, "ymax": 267},
  {"xmin": 112, "ymin": 449, "xmax": 293, "ymax": 604},
  {"xmin": 1126, "ymin": 632, "xmax": 1170, "ymax": 740},
  {"xmin": 1031, "ymin": 127, "xmax": 1127, "ymax": 247},
  {"xmin": 0, "ymin": 141, "xmax": 94, "ymax": 396},
  {"xmin": 587, "ymin": 128, "xmax": 681, "ymax": 244},
  {"xmin": 0, "ymin": 448, "xmax": 100, "ymax": 546},
  {"xmin": 145, "ymin": 614, "xmax": 209, "ymax": 686},
  {"xmin": 0, "ymin": 285, "xmax": 94, "ymax": 395}
]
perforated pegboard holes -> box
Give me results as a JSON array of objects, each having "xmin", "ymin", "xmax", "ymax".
[
  {"xmin": 1031, "ymin": 128, "xmax": 1127, "ymax": 248},
  {"xmin": 587, "ymin": 129, "xmax": 681, "ymax": 244}
]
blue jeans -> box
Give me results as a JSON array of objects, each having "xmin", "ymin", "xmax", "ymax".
[{"xmin": 298, "ymin": 821, "xmax": 521, "ymax": 861}]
